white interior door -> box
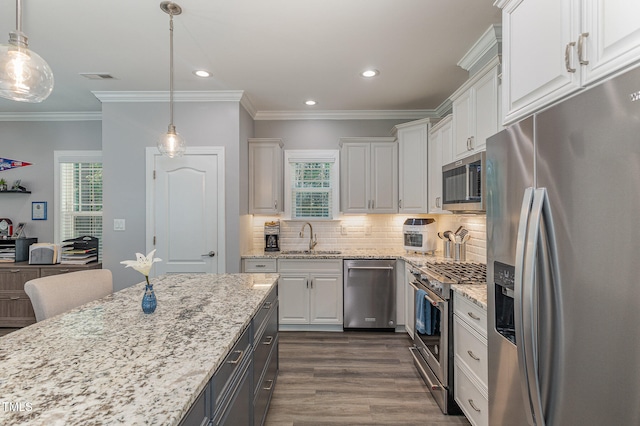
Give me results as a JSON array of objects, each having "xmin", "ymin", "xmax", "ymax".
[{"xmin": 146, "ymin": 147, "xmax": 225, "ymax": 275}]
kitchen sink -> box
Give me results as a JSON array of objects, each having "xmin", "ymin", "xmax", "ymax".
[{"xmin": 280, "ymin": 250, "xmax": 342, "ymax": 255}]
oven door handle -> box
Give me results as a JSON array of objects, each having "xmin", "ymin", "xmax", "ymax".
[{"xmin": 409, "ymin": 280, "xmax": 443, "ymax": 308}]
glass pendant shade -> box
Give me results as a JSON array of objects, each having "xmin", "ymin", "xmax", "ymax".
[
  {"xmin": 0, "ymin": 31, "xmax": 54, "ymax": 103},
  {"xmin": 158, "ymin": 124, "xmax": 186, "ymax": 158}
]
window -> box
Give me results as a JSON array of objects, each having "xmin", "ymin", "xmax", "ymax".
[
  {"xmin": 54, "ymin": 151, "xmax": 103, "ymax": 259},
  {"xmin": 284, "ymin": 150, "xmax": 339, "ymax": 220}
]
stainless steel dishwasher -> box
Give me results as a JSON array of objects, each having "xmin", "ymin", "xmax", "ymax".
[{"xmin": 343, "ymin": 259, "xmax": 396, "ymax": 330}]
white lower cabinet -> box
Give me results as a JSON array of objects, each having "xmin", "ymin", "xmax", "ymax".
[
  {"xmin": 404, "ymin": 264, "xmax": 414, "ymax": 339},
  {"xmin": 277, "ymin": 259, "xmax": 343, "ymax": 327},
  {"xmin": 453, "ymin": 291, "xmax": 488, "ymax": 426}
]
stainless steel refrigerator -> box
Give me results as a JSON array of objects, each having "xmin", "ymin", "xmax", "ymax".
[{"xmin": 486, "ymin": 65, "xmax": 640, "ymax": 425}]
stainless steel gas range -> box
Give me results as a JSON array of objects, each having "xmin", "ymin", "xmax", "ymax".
[{"xmin": 408, "ymin": 261, "xmax": 486, "ymax": 414}]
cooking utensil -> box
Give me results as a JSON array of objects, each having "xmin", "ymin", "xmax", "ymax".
[
  {"xmin": 454, "ymin": 225, "xmax": 463, "ymax": 235},
  {"xmin": 462, "ymin": 233, "xmax": 470, "ymax": 243},
  {"xmin": 458, "ymin": 228, "xmax": 469, "ymax": 238},
  {"xmin": 438, "ymin": 232, "xmax": 445, "ymax": 240},
  {"xmin": 448, "ymin": 232, "xmax": 456, "ymax": 243}
]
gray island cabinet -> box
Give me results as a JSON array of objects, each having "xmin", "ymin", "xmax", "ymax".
[{"xmin": 0, "ymin": 273, "xmax": 279, "ymax": 426}]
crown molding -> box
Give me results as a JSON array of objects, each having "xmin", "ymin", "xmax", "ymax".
[
  {"xmin": 457, "ymin": 24, "xmax": 502, "ymax": 72},
  {"xmin": 92, "ymin": 90, "xmax": 246, "ymax": 103},
  {"xmin": 0, "ymin": 112, "xmax": 102, "ymax": 122},
  {"xmin": 253, "ymin": 109, "xmax": 438, "ymax": 121}
]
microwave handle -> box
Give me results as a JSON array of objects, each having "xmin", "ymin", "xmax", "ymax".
[{"xmin": 465, "ymin": 164, "xmax": 471, "ymax": 201}]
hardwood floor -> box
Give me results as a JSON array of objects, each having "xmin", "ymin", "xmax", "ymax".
[{"xmin": 265, "ymin": 331, "xmax": 471, "ymax": 426}]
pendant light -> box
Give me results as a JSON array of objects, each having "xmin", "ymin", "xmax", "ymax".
[
  {"xmin": 158, "ymin": 1, "xmax": 186, "ymax": 158},
  {"xmin": 0, "ymin": 0, "xmax": 54, "ymax": 103}
]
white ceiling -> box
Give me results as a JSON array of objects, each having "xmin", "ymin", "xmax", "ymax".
[{"xmin": 0, "ymin": 0, "xmax": 501, "ymax": 118}]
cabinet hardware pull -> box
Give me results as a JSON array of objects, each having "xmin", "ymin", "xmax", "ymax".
[
  {"xmin": 255, "ymin": 264, "xmax": 266, "ymax": 268},
  {"xmin": 10, "ymin": 296, "xmax": 19, "ymax": 301},
  {"xmin": 274, "ymin": 200, "xmax": 277, "ymax": 210},
  {"xmin": 263, "ymin": 380, "xmax": 274, "ymax": 391},
  {"xmin": 306, "ymin": 279, "xmax": 309, "ymax": 288},
  {"xmin": 262, "ymin": 336, "xmax": 274, "ymax": 345},
  {"xmin": 565, "ymin": 42, "xmax": 576, "ymax": 73},
  {"xmin": 10, "ymin": 269, "xmax": 20, "ymax": 273},
  {"xmin": 467, "ymin": 350, "xmax": 480, "ymax": 361},
  {"xmin": 578, "ymin": 32, "xmax": 589, "ymax": 65},
  {"xmin": 310, "ymin": 279, "xmax": 313, "ymax": 289},
  {"xmin": 371, "ymin": 200, "xmax": 375, "ymax": 209},
  {"xmin": 467, "ymin": 311, "xmax": 480, "ymax": 320},
  {"xmin": 469, "ymin": 136, "xmax": 474, "ymax": 150},
  {"xmin": 436, "ymin": 197, "xmax": 441, "ymax": 208},
  {"xmin": 59, "ymin": 269, "xmax": 70, "ymax": 273},
  {"xmin": 227, "ymin": 350, "xmax": 244, "ymax": 365},
  {"xmin": 468, "ymin": 399, "xmax": 481, "ymax": 412},
  {"xmin": 399, "ymin": 199, "xmax": 402, "ymax": 209},
  {"xmin": 262, "ymin": 301, "xmax": 272, "ymax": 309}
]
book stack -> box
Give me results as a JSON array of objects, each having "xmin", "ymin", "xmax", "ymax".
[{"xmin": 0, "ymin": 246, "xmax": 15, "ymax": 262}]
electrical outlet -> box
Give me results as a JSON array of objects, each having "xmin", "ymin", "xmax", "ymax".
[
  {"xmin": 114, "ymin": 219, "xmax": 126, "ymax": 231},
  {"xmin": 365, "ymin": 224, "xmax": 372, "ymax": 235},
  {"xmin": 341, "ymin": 225, "xmax": 348, "ymax": 235}
]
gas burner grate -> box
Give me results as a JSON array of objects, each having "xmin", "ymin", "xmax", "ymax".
[{"xmin": 425, "ymin": 262, "xmax": 486, "ymax": 283}]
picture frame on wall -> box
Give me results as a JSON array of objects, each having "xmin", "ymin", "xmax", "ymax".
[{"xmin": 32, "ymin": 202, "xmax": 47, "ymax": 220}]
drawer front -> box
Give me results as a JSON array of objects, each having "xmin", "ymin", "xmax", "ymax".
[
  {"xmin": 0, "ymin": 270, "xmax": 39, "ymax": 291},
  {"xmin": 213, "ymin": 326, "xmax": 251, "ymax": 406},
  {"xmin": 254, "ymin": 341, "xmax": 279, "ymax": 426},
  {"xmin": 454, "ymin": 315, "xmax": 488, "ymax": 387},
  {"xmin": 253, "ymin": 309, "xmax": 278, "ymax": 391},
  {"xmin": 0, "ymin": 292, "xmax": 36, "ymax": 327},
  {"xmin": 455, "ymin": 361, "xmax": 488, "ymax": 426},
  {"xmin": 40, "ymin": 264, "xmax": 101, "ymax": 277},
  {"xmin": 454, "ymin": 292, "xmax": 487, "ymax": 337},
  {"xmin": 278, "ymin": 259, "xmax": 342, "ymax": 273},
  {"xmin": 243, "ymin": 259, "xmax": 277, "ymax": 273},
  {"xmin": 253, "ymin": 286, "xmax": 278, "ymax": 340}
]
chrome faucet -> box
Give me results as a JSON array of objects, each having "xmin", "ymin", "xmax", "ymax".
[{"xmin": 299, "ymin": 222, "xmax": 318, "ymax": 251}]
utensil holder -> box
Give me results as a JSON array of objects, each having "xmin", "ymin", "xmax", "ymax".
[
  {"xmin": 454, "ymin": 242, "xmax": 466, "ymax": 261},
  {"xmin": 444, "ymin": 240, "xmax": 453, "ymax": 259}
]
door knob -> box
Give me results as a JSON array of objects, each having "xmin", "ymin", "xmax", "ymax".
[{"xmin": 202, "ymin": 251, "xmax": 216, "ymax": 257}]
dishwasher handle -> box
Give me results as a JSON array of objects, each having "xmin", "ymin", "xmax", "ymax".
[{"xmin": 347, "ymin": 266, "xmax": 395, "ymax": 270}]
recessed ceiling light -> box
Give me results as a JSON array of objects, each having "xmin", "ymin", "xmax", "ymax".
[
  {"xmin": 305, "ymin": 100, "xmax": 317, "ymax": 106},
  {"xmin": 193, "ymin": 70, "xmax": 212, "ymax": 78},
  {"xmin": 361, "ymin": 69, "xmax": 379, "ymax": 78}
]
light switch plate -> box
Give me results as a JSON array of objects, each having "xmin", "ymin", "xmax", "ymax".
[
  {"xmin": 114, "ymin": 219, "xmax": 126, "ymax": 231},
  {"xmin": 365, "ymin": 224, "xmax": 372, "ymax": 236}
]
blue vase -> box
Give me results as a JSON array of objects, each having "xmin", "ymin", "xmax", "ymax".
[{"xmin": 142, "ymin": 283, "xmax": 157, "ymax": 314}]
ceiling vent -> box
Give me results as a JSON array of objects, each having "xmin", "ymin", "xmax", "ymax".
[{"xmin": 79, "ymin": 73, "xmax": 116, "ymax": 80}]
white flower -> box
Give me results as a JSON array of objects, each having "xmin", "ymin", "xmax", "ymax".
[{"xmin": 120, "ymin": 249, "xmax": 162, "ymax": 277}]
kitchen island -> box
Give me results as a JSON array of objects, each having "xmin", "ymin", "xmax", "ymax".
[{"xmin": 0, "ymin": 272, "xmax": 279, "ymax": 425}]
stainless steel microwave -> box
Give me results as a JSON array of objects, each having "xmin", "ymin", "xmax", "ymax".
[{"xmin": 442, "ymin": 151, "xmax": 485, "ymax": 212}]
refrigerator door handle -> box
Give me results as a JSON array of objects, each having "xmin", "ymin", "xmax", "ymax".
[
  {"xmin": 514, "ymin": 187, "xmax": 536, "ymax": 426},
  {"xmin": 521, "ymin": 188, "xmax": 549, "ymax": 426}
]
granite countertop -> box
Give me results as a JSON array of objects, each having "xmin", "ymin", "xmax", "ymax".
[
  {"xmin": 242, "ymin": 248, "xmax": 446, "ymax": 268},
  {"xmin": 452, "ymin": 284, "xmax": 487, "ymax": 310},
  {"xmin": 0, "ymin": 273, "xmax": 278, "ymax": 425}
]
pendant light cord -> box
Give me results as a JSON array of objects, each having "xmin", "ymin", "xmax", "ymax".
[
  {"xmin": 16, "ymin": 0, "xmax": 21, "ymax": 33},
  {"xmin": 169, "ymin": 12, "xmax": 175, "ymax": 128}
]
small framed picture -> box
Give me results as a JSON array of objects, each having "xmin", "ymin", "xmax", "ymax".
[{"xmin": 32, "ymin": 202, "xmax": 47, "ymax": 220}]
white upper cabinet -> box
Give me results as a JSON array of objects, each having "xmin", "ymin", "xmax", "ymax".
[
  {"xmin": 248, "ymin": 138, "xmax": 283, "ymax": 214},
  {"xmin": 394, "ymin": 118, "xmax": 435, "ymax": 214},
  {"xmin": 498, "ymin": 0, "xmax": 640, "ymax": 124},
  {"xmin": 428, "ymin": 115, "xmax": 453, "ymax": 214},
  {"xmin": 582, "ymin": 0, "xmax": 640, "ymax": 84},
  {"xmin": 340, "ymin": 137, "xmax": 398, "ymax": 214},
  {"xmin": 451, "ymin": 61, "xmax": 500, "ymax": 160}
]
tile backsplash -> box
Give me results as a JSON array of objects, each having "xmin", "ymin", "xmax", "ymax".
[{"xmin": 249, "ymin": 213, "xmax": 487, "ymax": 263}]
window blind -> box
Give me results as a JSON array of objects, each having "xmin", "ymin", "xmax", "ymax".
[
  {"xmin": 59, "ymin": 162, "xmax": 103, "ymax": 259},
  {"xmin": 291, "ymin": 162, "xmax": 333, "ymax": 219}
]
